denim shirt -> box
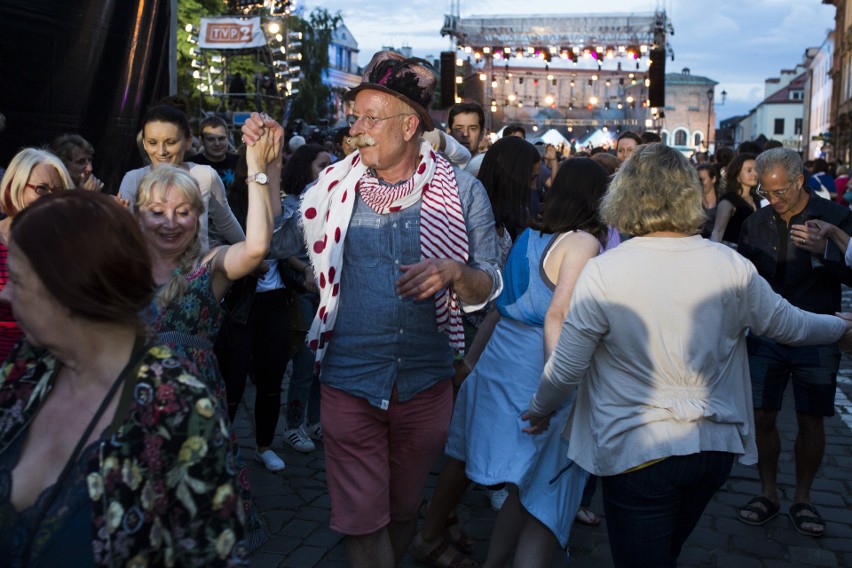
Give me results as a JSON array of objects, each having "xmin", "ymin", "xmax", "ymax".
[{"xmin": 321, "ymin": 166, "xmax": 502, "ymax": 409}]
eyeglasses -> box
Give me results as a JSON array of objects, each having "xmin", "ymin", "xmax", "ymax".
[
  {"xmin": 25, "ymin": 183, "xmax": 62, "ymax": 195},
  {"xmin": 346, "ymin": 113, "xmax": 411, "ymax": 130},
  {"xmin": 755, "ymin": 180, "xmax": 796, "ymax": 199}
]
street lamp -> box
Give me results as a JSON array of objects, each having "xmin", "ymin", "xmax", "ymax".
[{"xmin": 706, "ymin": 88, "xmax": 727, "ymax": 153}]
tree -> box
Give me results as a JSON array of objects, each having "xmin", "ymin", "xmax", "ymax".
[
  {"xmin": 289, "ymin": 8, "xmax": 341, "ymax": 123},
  {"xmin": 177, "ymin": 0, "xmax": 220, "ymax": 102}
]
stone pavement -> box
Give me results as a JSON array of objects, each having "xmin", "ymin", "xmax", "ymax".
[{"xmin": 237, "ymin": 307, "xmax": 852, "ymax": 567}]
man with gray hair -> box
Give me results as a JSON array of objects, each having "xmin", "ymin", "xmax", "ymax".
[{"xmin": 737, "ymin": 147, "xmax": 852, "ymax": 537}]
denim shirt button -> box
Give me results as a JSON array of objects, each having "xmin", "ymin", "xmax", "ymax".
[
  {"xmin": 395, "ymin": 259, "xmax": 400, "ymax": 265},
  {"xmin": 392, "ymin": 222, "xmax": 398, "ymax": 228},
  {"xmin": 399, "ymin": 328, "xmax": 404, "ymax": 334}
]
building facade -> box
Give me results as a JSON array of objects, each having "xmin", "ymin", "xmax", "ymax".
[
  {"xmin": 659, "ymin": 68, "xmax": 717, "ymax": 153},
  {"xmin": 324, "ymin": 23, "xmax": 360, "ymax": 124},
  {"xmin": 804, "ymin": 37, "xmax": 834, "ymax": 160}
]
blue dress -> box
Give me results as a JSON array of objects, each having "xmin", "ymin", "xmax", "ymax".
[{"xmin": 445, "ymin": 228, "xmax": 590, "ymax": 547}]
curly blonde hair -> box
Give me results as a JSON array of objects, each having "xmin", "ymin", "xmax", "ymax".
[
  {"xmin": 600, "ymin": 143, "xmax": 706, "ymax": 236},
  {"xmin": 136, "ymin": 165, "xmax": 206, "ymax": 308}
]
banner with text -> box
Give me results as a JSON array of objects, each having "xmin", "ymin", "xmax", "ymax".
[{"xmin": 198, "ymin": 17, "xmax": 266, "ymax": 49}]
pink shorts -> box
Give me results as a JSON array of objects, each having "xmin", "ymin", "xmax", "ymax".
[{"xmin": 320, "ymin": 380, "xmax": 453, "ymax": 535}]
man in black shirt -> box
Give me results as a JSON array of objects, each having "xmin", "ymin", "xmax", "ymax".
[
  {"xmin": 187, "ymin": 115, "xmax": 239, "ymax": 190},
  {"xmin": 737, "ymin": 147, "xmax": 852, "ymax": 537}
]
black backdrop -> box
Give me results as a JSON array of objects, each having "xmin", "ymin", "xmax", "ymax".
[{"xmin": 0, "ymin": 0, "xmax": 173, "ymax": 193}]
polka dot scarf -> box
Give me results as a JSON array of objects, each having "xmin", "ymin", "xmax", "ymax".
[{"xmin": 300, "ymin": 139, "xmax": 469, "ymax": 368}]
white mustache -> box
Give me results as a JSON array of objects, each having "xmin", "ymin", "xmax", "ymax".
[{"xmin": 348, "ymin": 135, "xmax": 377, "ymax": 148}]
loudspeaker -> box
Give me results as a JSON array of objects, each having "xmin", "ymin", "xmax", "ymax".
[
  {"xmin": 648, "ymin": 48, "xmax": 666, "ymax": 108},
  {"xmin": 440, "ymin": 51, "xmax": 456, "ymax": 108}
]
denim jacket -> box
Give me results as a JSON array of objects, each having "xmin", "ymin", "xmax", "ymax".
[{"xmin": 320, "ymin": 166, "xmax": 502, "ymax": 409}]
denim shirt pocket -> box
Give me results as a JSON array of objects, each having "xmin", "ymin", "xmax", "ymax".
[
  {"xmin": 402, "ymin": 218, "xmax": 422, "ymax": 264},
  {"xmin": 347, "ymin": 214, "xmax": 382, "ymax": 267}
]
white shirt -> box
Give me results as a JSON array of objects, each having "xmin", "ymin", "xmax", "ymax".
[{"xmin": 530, "ymin": 235, "xmax": 845, "ymax": 476}]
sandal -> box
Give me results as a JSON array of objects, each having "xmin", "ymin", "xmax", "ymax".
[
  {"xmin": 575, "ymin": 506, "xmax": 601, "ymax": 526},
  {"xmin": 446, "ymin": 513, "xmax": 474, "ymax": 555},
  {"xmin": 788, "ymin": 502, "xmax": 825, "ymax": 537},
  {"xmin": 737, "ymin": 495, "xmax": 780, "ymax": 526},
  {"xmin": 411, "ymin": 537, "xmax": 479, "ymax": 568}
]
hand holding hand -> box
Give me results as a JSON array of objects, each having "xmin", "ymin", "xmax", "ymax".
[
  {"xmin": 244, "ymin": 113, "xmax": 283, "ymax": 170},
  {"xmin": 396, "ymin": 258, "xmax": 460, "ymax": 301}
]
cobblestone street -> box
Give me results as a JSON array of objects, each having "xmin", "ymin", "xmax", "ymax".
[{"xmin": 237, "ymin": 290, "xmax": 852, "ymax": 567}]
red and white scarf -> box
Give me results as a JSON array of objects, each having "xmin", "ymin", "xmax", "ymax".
[{"xmin": 300, "ymin": 139, "xmax": 469, "ymax": 367}]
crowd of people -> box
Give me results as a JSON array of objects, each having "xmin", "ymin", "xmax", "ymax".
[{"xmin": 1, "ymin": 48, "xmax": 852, "ymax": 568}]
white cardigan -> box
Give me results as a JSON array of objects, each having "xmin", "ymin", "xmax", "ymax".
[
  {"xmin": 119, "ymin": 163, "xmax": 245, "ymax": 251},
  {"xmin": 530, "ymin": 235, "xmax": 845, "ymax": 476}
]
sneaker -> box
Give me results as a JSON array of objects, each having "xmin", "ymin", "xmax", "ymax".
[
  {"xmin": 489, "ymin": 487, "xmax": 509, "ymax": 512},
  {"xmin": 283, "ymin": 427, "xmax": 316, "ymax": 453},
  {"xmin": 304, "ymin": 422, "xmax": 323, "ymax": 442},
  {"xmin": 255, "ymin": 449, "xmax": 286, "ymax": 472}
]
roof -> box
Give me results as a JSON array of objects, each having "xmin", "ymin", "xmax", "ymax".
[
  {"xmin": 665, "ymin": 72, "xmax": 717, "ymax": 86},
  {"xmin": 763, "ymin": 71, "xmax": 806, "ymax": 104}
]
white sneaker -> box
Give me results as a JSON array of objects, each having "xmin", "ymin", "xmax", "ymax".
[
  {"xmin": 283, "ymin": 427, "xmax": 316, "ymax": 453},
  {"xmin": 304, "ymin": 422, "xmax": 323, "ymax": 442},
  {"xmin": 256, "ymin": 449, "xmax": 286, "ymax": 472},
  {"xmin": 489, "ymin": 487, "xmax": 509, "ymax": 511}
]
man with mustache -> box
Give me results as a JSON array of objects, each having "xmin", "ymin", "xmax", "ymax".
[{"xmin": 244, "ymin": 51, "xmax": 501, "ymax": 568}]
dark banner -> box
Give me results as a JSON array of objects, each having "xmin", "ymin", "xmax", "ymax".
[{"xmin": 0, "ymin": 0, "xmax": 172, "ymax": 193}]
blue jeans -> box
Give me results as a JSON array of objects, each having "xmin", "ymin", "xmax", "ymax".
[
  {"xmin": 286, "ymin": 292, "xmax": 320, "ymax": 429},
  {"xmin": 601, "ymin": 451, "xmax": 735, "ymax": 568}
]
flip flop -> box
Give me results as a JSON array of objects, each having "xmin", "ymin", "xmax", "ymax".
[
  {"xmin": 788, "ymin": 502, "xmax": 825, "ymax": 537},
  {"xmin": 737, "ymin": 495, "xmax": 780, "ymax": 526}
]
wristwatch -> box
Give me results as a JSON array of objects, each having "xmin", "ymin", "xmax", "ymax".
[{"xmin": 245, "ymin": 172, "xmax": 268, "ymax": 185}]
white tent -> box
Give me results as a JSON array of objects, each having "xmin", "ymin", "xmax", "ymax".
[{"xmin": 537, "ymin": 128, "xmax": 569, "ymax": 147}]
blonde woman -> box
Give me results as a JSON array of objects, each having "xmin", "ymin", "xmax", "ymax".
[
  {"xmin": 134, "ymin": 112, "xmax": 282, "ymax": 549},
  {"xmin": 0, "ymin": 148, "xmax": 73, "ymax": 361}
]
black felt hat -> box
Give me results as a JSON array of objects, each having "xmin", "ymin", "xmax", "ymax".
[{"xmin": 345, "ymin": 50, "xmax": 437, "ymax": 131}]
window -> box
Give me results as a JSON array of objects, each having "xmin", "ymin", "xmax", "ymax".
[
  {"xmin": 790, "ymin": 90, "xmax": 804, "ymax": 101},
  {"xmin": 795, "ymin": 118, "xmax": 803, "ymax": 135},
  {"xmin": 694, "ymin": 132, "xmax": 703, "ymax": 147},
  {"xmin": 674, "ymin": 130, "xmax": 687, "ymax": 146},
  {"xmin": 661, "ymin": 131, "xmax": 669, "ymax": 145},
  {"xmin": 774, "ymin": 118, "xmax": 785, "ymax": 135}
]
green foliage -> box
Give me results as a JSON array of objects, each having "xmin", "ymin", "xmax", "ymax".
[
  {"xmin": 177, "ymin": 0, "xmax": 221, "ymax": 111},
  {"xmin": 176, "ymin": 2, "xmax": 342, "ymax": 124},
  {"xmin": 289, "ymin": 8, "xmax": 342, "ymax": 123}
]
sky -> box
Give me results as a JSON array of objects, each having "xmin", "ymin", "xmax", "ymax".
[{"xmin": 300, "ymin": 0, "xmax": 836, "ymax": 124}]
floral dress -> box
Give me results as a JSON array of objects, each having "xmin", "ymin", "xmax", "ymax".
[
  {"xmin": 0, "ymin": 341, "xmax": 249, "ymax": 567},
  {"xmin": 142, "ymin": 260, "xmax": 265, "ymax": 550},
  {"xmin": 142, "ymin": 260, "xmax": 226, "ymax": 407}
]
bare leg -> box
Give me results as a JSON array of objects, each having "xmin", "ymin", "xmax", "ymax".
[
  {"xmin": 483, "ymin": 490, "xmax": 525, "ymax": 568},
  {"xmin": 512, "ymin": 509, "xmax": 559, "ymax": 568},
  {"xmin": 389, "ymin": 518, "xmax": 418, "ymax": 566},
  {"xmin": 414, "ymin": 457, "xmax": 473, "ymax": 551},
  {"xmin": 347, "ymin": 528, "xmax": 394, "ymax": 568},
  {"xmin": 792, "ymin": 412, "xmax": 826, "ymax": 533},
  {"xmin": 740, "ymin": 408, "xmax": 780, "ymax": 521}
]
